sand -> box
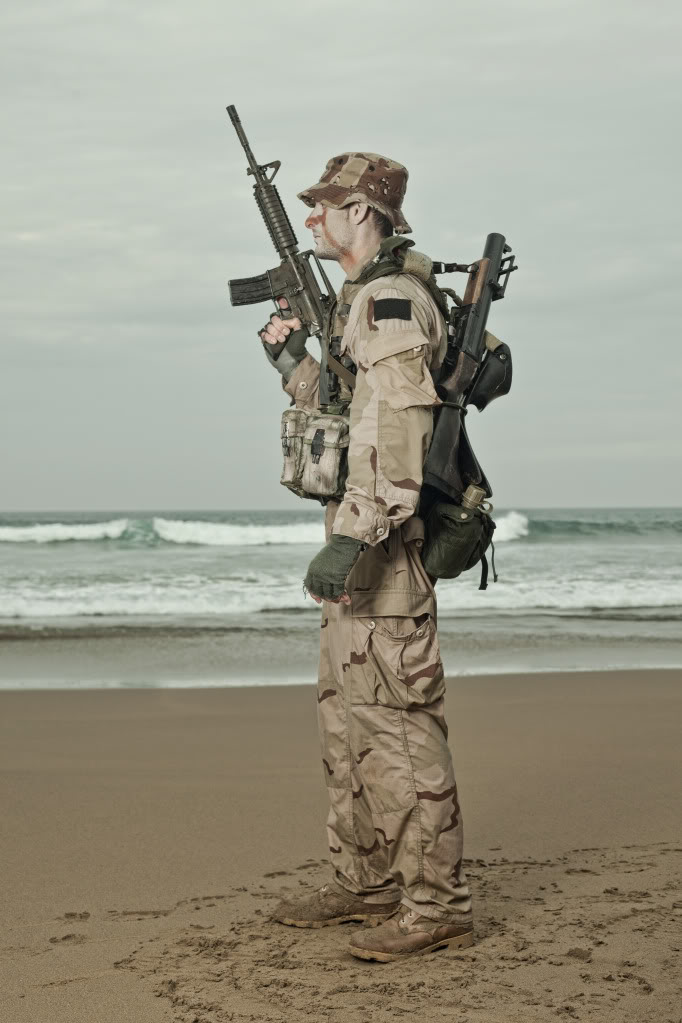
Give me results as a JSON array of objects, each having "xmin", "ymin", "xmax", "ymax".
[{"xmin": 0, "ymin": 670, "xmax": 680, "ymax": 1022}]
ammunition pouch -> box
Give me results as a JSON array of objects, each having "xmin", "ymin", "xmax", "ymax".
[
  {"xmin": 280, "ymin": 408, "xmax": 349, "ymax": 503},
  {"xmin": 422, "ymin": 501, "xmax": 496, "ymax": 589}
]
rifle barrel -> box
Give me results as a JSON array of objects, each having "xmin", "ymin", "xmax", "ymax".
[{"xmin": 226, "ymin": 105, "xmax": 263, "ymax": 183}]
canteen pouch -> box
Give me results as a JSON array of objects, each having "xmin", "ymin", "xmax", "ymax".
[
  {"xmin": 422, "ymin": 501, "xmax": 496, "ymax": 582},
  {"xmin": 280, "ymin": 408, "xmax": 349, "ymax": 502}
]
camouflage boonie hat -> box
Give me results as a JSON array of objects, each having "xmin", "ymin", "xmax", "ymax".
[{"xmin": 298, "ymin": 152, "xmax": 412, "ymax": 235}]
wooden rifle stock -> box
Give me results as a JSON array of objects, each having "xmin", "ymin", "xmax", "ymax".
[{"xmin": 423, "ymin": 233, "xmax": 512, "ymax": 502}]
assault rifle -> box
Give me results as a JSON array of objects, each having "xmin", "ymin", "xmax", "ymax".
[
  {"xmin": 423, "ymin": 234, "xmax": 517, "ymax": 504},
  {"xmin": 226, "ymin": 105, "xmax": 334, "ymax": 350}
]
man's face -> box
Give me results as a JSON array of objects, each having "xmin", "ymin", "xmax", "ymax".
[{"xmin": 304, "ymin": 202, "xmax": 354, "ymax": 261}]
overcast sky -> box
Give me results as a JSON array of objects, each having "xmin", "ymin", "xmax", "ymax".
[{"xmin": 2, "ymin": 0, "xmax": 680, "ymax": 511}]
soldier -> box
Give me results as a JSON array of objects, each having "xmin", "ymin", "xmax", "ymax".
[{"xmin": 260, "ymin": 153, "xmax": 473, "ymax": 962}]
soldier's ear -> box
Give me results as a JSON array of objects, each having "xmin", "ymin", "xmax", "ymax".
[{"xmin": 347, "ymin": 202, "xmax": 371, "ymax": 226}]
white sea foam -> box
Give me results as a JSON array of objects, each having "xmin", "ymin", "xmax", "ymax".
[
  {"xmin": 435, "ymin": 575, "xmax": 682, "ymax": 612},
  {"xmin": 493, "ymin": 511, "xmax": 529, "ymax": 542},
  {"xmin": 2, "ymin": 570, "xmax": 682, "ymax": 620},
  {"xmin": 0, "ymin": 576, "xmax": 310, "ymax": 619},
  {"xmin": 152, "ymin": 512, "xmax": 528, "ymax": 547},
  {"xmin": 0, "ymin": 519, "xmax": 128, "ymax": 543},
  {"xmin": 153, "ymin": 517, "xmax": 325, "ymax": 546},
  {"xmin": 0, "ymin": 512, "xmax": 526, "ymax": 548}
]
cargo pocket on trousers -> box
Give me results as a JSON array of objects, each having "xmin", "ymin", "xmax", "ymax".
[{"xmin": 352, "ymin": 614, "xmax": 445, "ymax": 709}]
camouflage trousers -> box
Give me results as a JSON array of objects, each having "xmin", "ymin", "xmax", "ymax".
[{"xmin": 316, "ymin": 532, "xmax": 472, "ymax": 922}]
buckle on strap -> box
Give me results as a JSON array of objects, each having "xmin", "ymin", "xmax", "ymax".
[
  {"xmin": 311, "ymin": 428, "xmax": 325, "ymax": 464},
  {"xmin": 431, "ymin": 261, "xmax": 477, "ymax": 275},
  {"xmin": 327, "ymin": 352, "xmax": 357, "ymax": 390}
]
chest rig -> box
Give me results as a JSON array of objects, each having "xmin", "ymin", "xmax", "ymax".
[
  {"xmin": 318, "ymin": 279, "xmax": 364, "ymax": 412},
  {"xmin": 318, "ymin": 236, "xmax": 449, "ymax": 413},
  {"xmin": 278, "ymin": 284, "xmax": 362, "ymax": 505}
]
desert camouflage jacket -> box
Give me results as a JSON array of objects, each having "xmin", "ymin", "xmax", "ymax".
[{"xmin": 284, "ymin": 257, "xmax": 447, "ymax": 546}]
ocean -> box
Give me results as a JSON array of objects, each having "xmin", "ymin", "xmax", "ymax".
[{"xmin": 1, "ymin": 507, "xmax": 681, "ymax": 688}]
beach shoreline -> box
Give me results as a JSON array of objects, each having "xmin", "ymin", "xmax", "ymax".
[
  {"xmin": 2, "ymin": 622, "xmax": 682, "ymax": 689},
  {"xmin": 1, "ymin": 670, "xmax": 680, "ymax": 1021}
]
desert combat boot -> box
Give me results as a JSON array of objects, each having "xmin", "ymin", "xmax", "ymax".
[
  {"xmin": 348, "ymin": 908, "xmax": 474, "ymax": 962},
  {"xmin": 272, "ymin": 881, "xmax": 400, "ymax": 929}
]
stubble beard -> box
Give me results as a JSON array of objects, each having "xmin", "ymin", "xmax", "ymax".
[
  {"xmin": 311, "ymin": 209, "xmax": 353, "ymax": 263},
  {"xmin": 313, "ymin": 236, "xmax": 342, "ymax": 262}
]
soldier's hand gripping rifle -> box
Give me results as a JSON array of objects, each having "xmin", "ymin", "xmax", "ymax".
[
  {"xmin": 226, "ymin": 106, "xmax": 334, "ymax": 358},
  {"xmin": 423, "ymin": 233, "xmax": 517, "ymax": 505}
]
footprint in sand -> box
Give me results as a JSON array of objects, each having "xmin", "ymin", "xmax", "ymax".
[
  {"xmin": 566, "ymin": 947, "xmax": 593, "ymax": 962},
  {"xmin": 114, "ymin": 843, "xmax": 680, "ymax": 1023},
  {"xmin": 107, "ymin": 908, "xmax": 173, "ymax": 920},
  {"xmin": 49, "ymin": 933, "xmax": 87, "ymax": 945},
  {"xmin": 187, "ymin": 894, "xmax": 229, "ymax": 903}
]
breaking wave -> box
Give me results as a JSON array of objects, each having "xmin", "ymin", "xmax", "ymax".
[
  {"xmin": 154, "ymin": 511, "xmax": 529, "ymax": 546},
  {"xmin": 0, "ymin": 519, "xmax": 128, "ymax": 544},
  {"xmin": 152, "ymin": 517, "xmax": 325, "ymax": 546},
  {"xmin": 528, "ymin": 511, "xmax": 682, "ymax": 538},
  {"xmin": 0, "ymin": 512, "xmax": 530, "ymax": 547},
  {"xmin": 493, "ymin": 511, "xmax": 528, "ymax": 543}
]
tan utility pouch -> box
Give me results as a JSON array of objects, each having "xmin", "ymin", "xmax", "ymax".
[{"xmin": 280, "ymin": 408, "xmax": 349, "ymax": 502}]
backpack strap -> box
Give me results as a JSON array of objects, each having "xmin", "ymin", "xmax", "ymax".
[
  {"xmin": 327, "ymin": 352, "xmax": 357, "ymax": 390},
  {"xmin": 351, "ymin": 236, "xmax": 451, "ymax": 325},
  {"xmin": 325, "ymin": 237, "xmax": 452, "ymax": 399},
  {"xmin": 479, "ymin": 553, "xmax": 489, "ymax": 590}
]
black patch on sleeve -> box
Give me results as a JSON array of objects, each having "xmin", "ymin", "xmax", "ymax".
[{"xmin": 373, "ymin": 298, "xmax": 412, "ymax": 322}]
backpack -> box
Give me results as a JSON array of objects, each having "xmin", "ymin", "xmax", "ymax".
[{"xmin": 342, "ymin": 236, "xmax": 508, "ymax": 589}]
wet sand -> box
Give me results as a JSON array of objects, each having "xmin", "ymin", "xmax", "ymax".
[
  {"xmin": 3, "ymin": 617, "xmax": 681, "ymax": 686},
  {"xmin": 0, "ymin": 671, "xmax": 680, "ymax": 1022}
]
